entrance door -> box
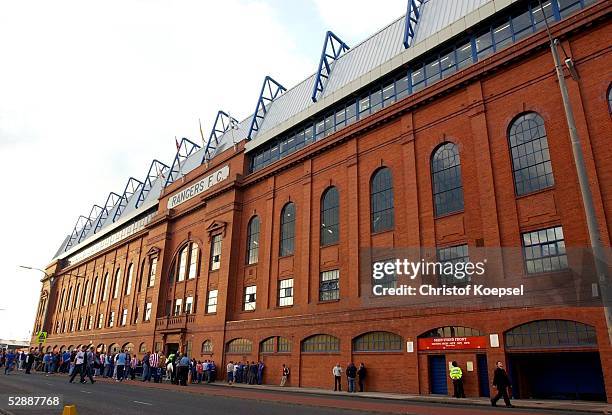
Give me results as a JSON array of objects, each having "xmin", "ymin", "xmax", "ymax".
[
  {"xmin": 429, "ymin": 355, "xmax": 448, "ymax": 395},
  {"xmin": 508, "ymin": 352, "xmax": 605, "ymax": 401},
  {"xmin": 477, "ymin": 354, "xmax": 490, "ymax": 397},
  {"xmin": 166, "ymin": 343, "xmax": 179, "ymax": 356}
]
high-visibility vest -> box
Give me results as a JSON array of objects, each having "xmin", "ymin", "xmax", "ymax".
[{"xmin": 449, "ymin": 366, "xmax": 463, "ymax": 380}]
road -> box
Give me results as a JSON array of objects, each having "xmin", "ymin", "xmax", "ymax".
[{"xmin": 0, "ymin": 371, "xmax": 590, "ymax": 415}]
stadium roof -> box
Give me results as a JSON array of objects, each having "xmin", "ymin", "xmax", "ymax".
[{"xmin": 54, "ymin": 0, "xmax": 517, "ymax": 261}]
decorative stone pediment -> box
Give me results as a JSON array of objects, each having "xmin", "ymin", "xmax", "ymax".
[
  {"xmin": 147, "ymin": 246, "xmax": 161, "ymax": 258},
  {"xmin": 206, "ymin": 220, "xmax": 227, "ymax": 239}
]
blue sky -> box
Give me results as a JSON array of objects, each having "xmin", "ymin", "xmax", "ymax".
[{"xmin": 0, "ymin": 0, "xmax": 406, "ymax": 340}]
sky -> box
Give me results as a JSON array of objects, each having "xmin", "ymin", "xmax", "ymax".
[{"xmin": 0, "ymin": 0, "xmax": 406, "ymax": 341}]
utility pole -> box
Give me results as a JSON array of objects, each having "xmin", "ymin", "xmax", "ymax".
[{"xmin": 546, "ymin": 27, "xmax": 612, "ymax": 343}]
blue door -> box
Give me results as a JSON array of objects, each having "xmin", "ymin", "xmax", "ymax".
[
  {"xmin": 429, "ymin": 355, "xmax": 448, "ymax": 395},
  {"xmin": 477, "ymin": 354, "xmax": 490, "ymax": 397}
]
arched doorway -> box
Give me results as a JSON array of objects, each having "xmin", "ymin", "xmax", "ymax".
[
  {"xmin": 505, "ymin": 319, "xmax": 604, "ymax": 401},
  {"xmin": 122, "ymin": 343, "xmax": 135, "ymax": 353}
]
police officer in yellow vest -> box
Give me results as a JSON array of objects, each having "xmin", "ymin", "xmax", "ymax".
[{"xmin": 449, "ymin": 361, "xmax": 465, "ymax": 398}]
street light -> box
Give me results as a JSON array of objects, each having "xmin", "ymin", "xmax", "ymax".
[
  {"xmin": 19, "ymin": 265, "xmax": 85, "ymax": 346},
  {"xmin": 538, "ymin": 1, "xmax": 612, "ymax": 344}
]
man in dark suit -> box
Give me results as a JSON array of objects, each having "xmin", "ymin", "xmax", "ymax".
[{"xmin": 491, "ymin": 361, "xmax": 513, "ymax": 407}]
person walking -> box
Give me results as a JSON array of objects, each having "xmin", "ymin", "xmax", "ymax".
[
  {"xmin": 69, "ymin": 346, "xmax": 94, "ymax": 384},
  {"xmin": 491, "ymin": 361, "xmax": 513, "ymax": 407},
  {"xmin": 4, "ymin": 350, "xmax": 15, "ymax": 375},
  {"xmin": 449, "ymin": 361, "xmax": 465, "ymax": 398},
  {"xmin": 226, "ymin": 361, "xmax": 234, "ymax": 384},
  {"xmin": 257, "ymin": 361, "xmax": 265, "ymax": 385},
  {"xmin": 357, "ymin": 363, "xmax": 367, "ymax": 392},
  {"xmin": 116, "ymin": 349, "xmax": 127, "ymax": 381},
  {"xmin": 346, "ymin": 362, "xmax": 357, "ymax": 393},
  {"xmin": 25, "ymin": 349, "xmax": 35, "ymax": 374},
  {"xmin": 332, "ymin": 363, "xmax": 343, "ymax": 391},
  {"xmin": 280, "ymin": 364, "xmax": 290, "ymax": 387},
  {"xmin": 141, "ymin": 351, "xmax": 151, "ymax": 382},
  {"xmin": 177, "ymin": 353, "xmax": 190, "ymax": 386}
]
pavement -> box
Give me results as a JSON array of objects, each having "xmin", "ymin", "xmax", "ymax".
[{"xmin": 0, "ymin": 370, "xmax": 609, "ymax": 415}]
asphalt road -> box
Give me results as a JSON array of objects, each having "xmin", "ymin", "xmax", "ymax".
[{"xmin": 0, "ymin": 371, "xmax": 591, "ymax": 415}]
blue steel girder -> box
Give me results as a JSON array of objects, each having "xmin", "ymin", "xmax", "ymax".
[
  {"xmin": 65, "ymin": 214, "xmax": 93, "ymax": 251},
  {"xmin": 164, "ymin": 137, "xmax": 201, "ymax": 188},
  {"xmin": 93, "ymin": 192, "xmax": 121, "ymax": 234},
  {"xmin": 202, "ymin": 111, "xmax": 238, "ymax": 164},
  {"xmin": 135, "ymin": 159, "xmax": 170, "ymax": 208},
  {"xmin": 311, "ymin": 31, "xmax": 349, "ymax": 102},
  {"xmin": 76, "ymin": 204, "xmax": 103, "ymax": 243},
  {"xmin": 112, "ymin": 177, "xmax": 143, "ymax": 223},
  {"xmin": 403, "ymin": 0, "xmax": 424, "ymax": 48},
  {"xmin": 247, "ymin": 76, "xmax": 286, "ymax": 140}
]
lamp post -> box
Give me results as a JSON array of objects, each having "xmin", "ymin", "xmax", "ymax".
[
  {"xmin": 19, "ymin": 265, "xmax": 85, "ymax": 348},
  {"xmin": 538, "ymin": 1, "xmax": 612, "ymax": 344}
]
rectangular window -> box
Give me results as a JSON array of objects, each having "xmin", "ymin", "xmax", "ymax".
[
  {"xmin": 121, "ymin": 308, "xmax": 128, "ymax": 326},
  {"xmin": 440, "ymin": 49, "xmax": 457, "ymax": 78},
  {"xmin": 372, "ymin": 259, "xmax": 397, "ymax": 289},
  {"xmin": 243, "ymin": 285, "xmax": 257, "ymax": 311},
  {"xmin": 437, "ymin": 244, "xmax": 470, "ymax": 285},
  {"xmin": 512, "ymin": 10, "xmax": 534, "ymax": 41},
  {"xmin": 345, "ymin": 102, "xmax": 357, "ymax": 125},
  {"xmin": 370, "ymin": 88, "xmax": 383, "ymax": 113},
  {"xmin": 522, "ymin": 226, "xmax": 568, "ymax": 274},
  {"xmin": 173, "ymin": 298, "xmax": 183, "ymax": 316},
  {"xmin": 396, "ymin": 75, "xmax": 409, "ymax": 100},
  {"xmin": 476, "ymin": 30, "xmax": 494, "ymax": 59},
  {"xmin": 493, "ymin": 19, "xmax": 513, "ymax": 50},
  {"xmin": 87, "ymin": 315, "xmax": 93, "ymax": 330},
  {"xmin": 148, "ymin": 258, "xmax": 157, "ymax": 287},
  {"xmin": 113, "ymin": 270, "xmax": 121, "ymax": 299},
  {"xmin": 425, "ymin": 57, "xmax": 441, "ymax": 86},
  {"xmin": 207, "ymin": 289, "xmax": 218, "ymax": 314},
  {"xmin": 134, "ymin": 306, "xmax": 139, "ymax": 324},
  {"xmin": 319, "ymin": 270, "xmax": 339, "ymax": 301},
  {"xmin": 315, "ymin": 119, "xmax": 325, "ymax": 140},
  {"xmin": 410, "ymin": 65, "xmax": 425, "ymax": 92},
  {"xmin": 278, "ymin": 278, "xmax": 294, "ymax": 307},
  {"xmin": 210, "ymin": 234, "xmax": 222, "ymax": 271},
  {"xmin": 125, "ymin": 265, "xmax": 133, "ymax": 295},
  {"xmin": 108, "ymin": 311, "xmax": 114, "ymax": 328},
  {"xmin": 382, "ymin": 82, "xmax": 395, "ymax": 107},
  {"xmin": 145, "ymin": 302, "xmax": 152, "ymax": 321},
  {"xmin": 97, "ymin": 314, "xmax": 103, "ymax": 329},
  {"xmin": 185, "ymin": 296, "xmax": 193, "ymax": 314},
  {"xmin": 456, "ymin": 42, "xmax": 473, "ymax": 69}
]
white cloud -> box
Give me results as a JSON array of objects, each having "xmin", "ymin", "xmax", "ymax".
[{"xmin": 311, "ymin": 0, "xmax": 406, "ymax": 44}]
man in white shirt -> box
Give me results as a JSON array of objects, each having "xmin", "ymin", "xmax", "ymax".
[
  {"xmin": 332, "ymin": 363, "xmax": 343, "ymax": 391},
  {"xmin": 69, "ymin": 346, "xmax": 94, "ymax": 384},
  {"xmin": 226, "ymin": 361, "xmax": 234, "ymax": 385}
]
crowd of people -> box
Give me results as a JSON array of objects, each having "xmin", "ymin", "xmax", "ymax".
[{"xmin": 0, "ymin": 348, "xmax": 513, "ymax": 405}]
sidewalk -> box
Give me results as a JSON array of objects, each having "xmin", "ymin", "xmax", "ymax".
[
  {"xmin": 90, "ymin": 374, "xmax": 612, "ymax": 414},
  {"xmin": 209, "ymin": 381, "xmax": 612, "ymax": 414}
]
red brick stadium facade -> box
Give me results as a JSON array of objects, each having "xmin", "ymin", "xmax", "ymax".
[{"xmin": 32, "ymin": 0, "xmax": 612, "ymax": 401}]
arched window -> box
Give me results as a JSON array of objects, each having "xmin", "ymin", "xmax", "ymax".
[
  {"xmin": 201, "ymin": 340, "xmax": 213, "ymax": 354},
  {"xmin": 102, "ymin": 272, "xmax": 109, "ymax": 301},
  {"xmin": 321, "ymin": 187, "xmax": 339, "ymax": 246},
  {"xmin": 96, "ymin": 344, "xmax": 105, "ymax": 353},
  {"xmin": 82, "ymin": 280, "xmax": 89, "ymax": 307},
  {"xmin": 370, "ymin": 167, "xmax": 394, "ymax": 232},
  {"xmin": 226, "ymin": 338, "xmax": 252, "ymax": 354},
  {"xmin": 172, "ymin": 242, "xmax": 199, "ymax": 282},
  {"xmin": 139, "ymin": 342, "xmax": 147, "ymax": 353},
  {"xmin": 608, "ymin": 84, "xmax": 612, "ymax": 114},
  {"xmin": 73, "ymin": 284, "xmax": 81, "ymax": 308},
  {"xmin": 91, "ymin": 276, "xmax": 98, "ymax": 304},
  {"xmin": 125, "ymin": 264, "xmax": 133, "ymax": 295},
  {"xmin": 260, "ymin": 336, "xmax": 292, "ymax": 353},
  {"xmin": 280, "ymin": 203, "xmax": 296, "ymax": 256},
  {"xmin": 353, "ymin": 331, "xmax": 402, "ymax": 352},
  {"xmin": 59, "ymin": 288, "xmax": 65, "ymax": 311},
  {"xmin": 112, "ymin": 268, "xmax": 121, "ymax": 299},
  {"xmin": 108, "ymin": 343, "xmax": 120, "ymax": 354},
  {"xmin": 66, "ymin": 286, "xmax": 72, "ymax": 310},
  {"xmin": 508, "ymin": 112, "xmax": 554, "ymax": 195},
  {"xmin": 122, "ymin": 342, "xmax": 135, "ymax": 353},
  {"xmin": 301, "ymin": 334, "xmax": 340, "ymax": 353},
  {"xmin": 420, "ymin": 326, "xmax": 484, "ymax": 338},
  {"xmin": 246, "ymin": 216, "xmax": 260, "ymax": 265},
  {"xmin": 431, "ymin": 142, "xmax": 464, "ymax": 216},
  {"xmin": 505, "ymin": 319, "xmax": 596, "ymax": 349}
]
